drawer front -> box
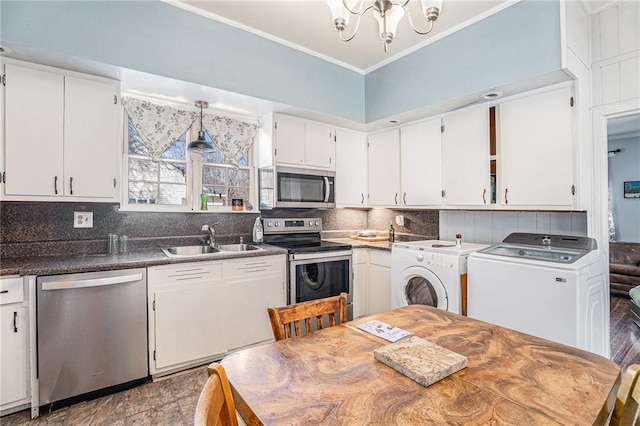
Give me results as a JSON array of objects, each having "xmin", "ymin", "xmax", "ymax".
[
  {"xmin": 223, "ymin": 256, "xmax": 284, "ymax": 279},
  {"xmin": 369, "ymin": 250, "xmax": 391, "ymax": 267},
  {"xmin": 149, "ymin": 262, "xmax": 222, "ymax": 286},
  {"xmin": 0, "ymin": 277, "xmax": 24, "ymax": 305},
  {"xmin": 353, "ymin": 248, "xmax": 368, "ymax": 264}
]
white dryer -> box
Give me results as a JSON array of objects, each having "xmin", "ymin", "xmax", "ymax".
[{"xmin": 391, "ymin": 240, "xmax": 489, "ymax": 314}]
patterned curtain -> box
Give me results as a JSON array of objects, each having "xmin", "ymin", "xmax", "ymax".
[
  {"xmin": 201, "ymin": 115, "xmax": 258, "ymax": 165},
  {"xmin": 123, "ymin": 98, "xmax": 197, "ymax": 158}
]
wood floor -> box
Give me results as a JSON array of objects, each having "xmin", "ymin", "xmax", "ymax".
[{"xmin": 611, "ymin": 295, "xmax": 640, "ymax": 372}]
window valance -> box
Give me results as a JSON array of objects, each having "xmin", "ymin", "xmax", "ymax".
[
  {"xmin": 123, "ymin": 97, "xmax": 258, "ymax": 164},
  {"xmin": 201, "ymin": 115, "xmax": 258, "ymax": 165},
  {"xmin": 123, "ymin": 98, "xmax": 197, "ymax": 159}
]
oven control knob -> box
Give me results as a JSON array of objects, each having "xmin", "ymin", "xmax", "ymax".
[
  {"xmin": 275, "ymin": 222, "xmax": 280, "ymax": 227},
  {"xmin": 314, "ymin": 221, "xmax": 319, "ymax": 226},
  {"xmin": 267, "ymin": 222, "xmax": 273, "ymax": 227},
  {"xmin": 416, "ymin": 253, "xmax": 424, "ymax": 262},
  {"xmin": 309, "ymin": 221, "xmax": 314, "ymax": 226}
]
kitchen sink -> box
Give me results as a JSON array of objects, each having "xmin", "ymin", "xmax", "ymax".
[
  {"xmin": 218, "ymin": 244, "xmax": 261, "ymax": 252},
  {"xmin": 162, "ymin": 245, "xmax": 220, "ymax": 257}
]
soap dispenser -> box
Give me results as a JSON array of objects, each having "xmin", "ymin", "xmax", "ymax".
[
  {"xmin": 253, "ymin": 216, "xmax": 264, "ymax": 244},
  {"xmin": 389, "ymin": 223, "xmax": 395, "ymax": 243}
]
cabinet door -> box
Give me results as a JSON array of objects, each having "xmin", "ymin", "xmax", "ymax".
[
  {"xmin": 336, "ymin": 129, "xmax": 367, "ymax": 206},
  {"xmin": 4, "ymin": 64, "xmax": 64, "ymax": 196},
  {"xmin": 499, "ymin": 88, "xmax": 574, "ymax": 206},
  {"xmin": 305, "ymin": 122, "xmax": 334, "ymax": 170},
  {"xmin": 64, "ymin": 76, "xmax": 119, "ymax": 198},
  {"xmin": 0, "ymin": 306, "xmax": 28, "ymax": 406},
  {"xmin": 368, "ymin": 264, "xmax": 391, "ymax": 315},
  {"xmin": 401, "ymin": 118, "xmax": 443, "ymax": 206},
  {"xmin": 442, "ymin": 104, "xmax": 490, "ymax": 205},
  {"xmin": 226, "ymin": 272, "xmax": 285, "ymax": 350},
  {"xmin": 368, "ymin": 129, "xmax": 400, "ymax": 206},
  {"xmin": 352, "ymin": 262, "xmax": 369, "ymax": 318},
  {"xmin": 274, "ymin": 115, "xmax": 305, "ymax": 166},
  {"xmin": 153, "ymin": 283, "xmax": 228, "ymax": 370}
]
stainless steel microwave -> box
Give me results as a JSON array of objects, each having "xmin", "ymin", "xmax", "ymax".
[{"xmin": 259, "ymin": 166, "xmax": 335, "ymax": 209}]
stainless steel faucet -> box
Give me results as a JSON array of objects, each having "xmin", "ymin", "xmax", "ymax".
[{"xmin": 201, "ymin": 223, "xmax": 219, "ymax": 248}]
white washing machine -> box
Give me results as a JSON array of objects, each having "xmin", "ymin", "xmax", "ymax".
[
  {"xmin": 467, "ymin": 233, "xmax": 608, "ymax": 357},
  {"xmin": 391, "ymin": 240, "xmax": 489, "ymax": 314}
]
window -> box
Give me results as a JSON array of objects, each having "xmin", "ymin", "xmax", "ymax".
[
  {"xmin": 122, "ymin": 97, "xmax": 257, "ymax": 212},
  {"xmin": 127, "ymin": 119, "xmax": 188, "ymax": 206},
  {"xmin": 200, "ymin": 128, "xmax": 250, "ymax": 207}
]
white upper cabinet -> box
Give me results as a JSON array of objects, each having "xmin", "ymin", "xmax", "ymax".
[
  {"xmin": 442, "ymin": 104, "xmax": 491, "ymax": 206},
  {"xmin": 4, "ymin": 64, "xmax": 64, "ymax": 196},
  {"xmin": 273, "ymin": 114, "xmax": 335, "ymax": 170},
  {"xmin": 305, "ymin": 121, "xmax": 334, "ymax": 169},
  {"xmin": 368, "ymin": 129, "xmax": 400, "ymax": 206},
  {"xmin": 498, "ymin": 87, "xmax": 574, "ymax": 207},
  {"xmin": 3, "ymin": 61, "xmax": 120, "ymax": 200},
  {"xmin": 273, "ymin": 115, "xmax": 305, "ymax": 166},
  {"xmin": 400, "ymin": 118, "xmax": 443, "ymax": 206},
  {"xmin": 64, "ymin": 76, "xmax": 119, "ymax": 198},
  {"xmin": 335, "ymin": 128, "xmax": 367, "ymax": 206}
]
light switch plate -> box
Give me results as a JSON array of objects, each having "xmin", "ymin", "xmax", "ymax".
[{"xmin": 74, "ymin": 212, "xmax": 93, "ymax": 228}]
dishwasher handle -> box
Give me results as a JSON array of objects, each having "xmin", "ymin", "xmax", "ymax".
[{"xmin": 41, "ymin": 273, "xmax": 144, "ymax": 291}]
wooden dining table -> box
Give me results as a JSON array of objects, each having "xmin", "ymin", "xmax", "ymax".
[{"xmin": 221, "ymin": 305, "xmax": 621, "ymax": 425}]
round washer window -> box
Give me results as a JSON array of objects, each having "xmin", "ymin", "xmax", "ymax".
[{"xmin": 405, "ymin": 276, "xmax": 439, "ymax": 307}]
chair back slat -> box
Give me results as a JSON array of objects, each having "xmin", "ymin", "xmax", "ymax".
[
  {"xmin": 194, "ymin": 363, "xmax": 239, "ymax": 426},
  {"xmin": 611, "ymin": 364, "xmax": 640, "ymax": 426},
  {"xmin": 268, "ymin": 293, "xmax": 348, "ymax": 341}
]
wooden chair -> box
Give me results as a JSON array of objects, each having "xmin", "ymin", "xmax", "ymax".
[
  {"xmin": 194, "ymin": 363, "xmax": 239, "ymax": 426},
  {"xmin": 611, "ymin": 364, "xmax": 640, "ymax": 426},
  {"xmin": 268, "ymin": 293, "xmax": 348, "ymax": 341}
]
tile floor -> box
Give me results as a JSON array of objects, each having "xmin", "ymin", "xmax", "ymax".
[{"xmin": 1, "ymin": 365, "xmax": 209, "ymax": 426}]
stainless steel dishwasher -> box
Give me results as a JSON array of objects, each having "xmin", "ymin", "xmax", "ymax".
[{"xmin": 36, "ymin": 268, "xmax": 149, "ymax": 411}]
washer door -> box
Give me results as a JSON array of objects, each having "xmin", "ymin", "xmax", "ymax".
[{"xmin": 395, "ymin": 266, "xmax": 448, "ymax": 310}]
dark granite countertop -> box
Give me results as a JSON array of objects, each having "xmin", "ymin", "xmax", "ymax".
[{"xmin": 0, "ymin": 245, "xmax": 287, "ymax": 277}]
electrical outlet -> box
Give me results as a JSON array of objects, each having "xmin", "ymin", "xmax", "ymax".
[{"xmin": 74, "ymin": 212, "xmax": 93, "ymax": 228}]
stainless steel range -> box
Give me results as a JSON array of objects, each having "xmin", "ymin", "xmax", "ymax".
[{"xmin": 263, "ymin": 218, "xmax": 353, "ymax": 320}]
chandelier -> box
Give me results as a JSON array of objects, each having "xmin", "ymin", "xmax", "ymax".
[{"xmin": 325, "ymin": 0, "xmax": 443, "ymax": 52}]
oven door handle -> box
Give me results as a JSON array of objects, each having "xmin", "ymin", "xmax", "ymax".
[
  {"xmin": 323, "ymin": 177, "xmax": 330, "ymax": 203},
  {"xmin": 290, "ymin": 251, "xmax": 352, "ymax": 261}
]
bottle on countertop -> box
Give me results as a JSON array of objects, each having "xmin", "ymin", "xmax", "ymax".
[
  {"xmin": 455, "ymin": 233, "xmax": 462, "ymax": 249},
  {"xmin": 253, "ymin": 216, "xmax": 264, "ymax": 244},
  {"xmin": 389, "ymin": 223, "xmax": 395, "ymax": 243}
]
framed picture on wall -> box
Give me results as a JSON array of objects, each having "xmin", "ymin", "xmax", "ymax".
[{"xmin": 624, "ymin": 181, "xmax": 640, "ymax": 198}]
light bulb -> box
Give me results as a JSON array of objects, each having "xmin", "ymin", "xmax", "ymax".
[
  {"xmin": 420, "ymin": 0, "xmax": 442, "ymax": 21},
  {"xmin": 374, "ymin": 4, "xmax": 405, "ymax": 43}
]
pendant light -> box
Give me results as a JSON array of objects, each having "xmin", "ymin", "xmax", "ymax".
[{"xmin": 187, "ymin": 100, "xmax": 215, "ymax": 153}]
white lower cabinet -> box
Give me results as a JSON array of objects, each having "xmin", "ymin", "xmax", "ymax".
[
  {"xmin": 352, "ymin": 249, "xmax": 369, "ymax": 318},
  {"xmin": 368, "ymin": 250, "xmax": 391, "ymax": 315},
  {"xmin": 0, "ymin": 277, "xmax": 29, "ymax": 413},
  {"xmin": 148, "ymin": 255, "xmax": 286, "ymax": 376},
  {"xmin": 224, "ymin": 257, "xmax": 286, "ymax": 351},
  {"xmin": 352, "ymin": 249, "xmax": 391, "ymax": 318}
]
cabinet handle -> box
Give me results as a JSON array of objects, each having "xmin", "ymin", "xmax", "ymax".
[
  {"xmin": 54, "ymin": 176, "xmax": 58, "ymax": 195},
  {"xmin": 394, "ymin": 193, "xmax": 398, "ymax": 205},
  {"xmin": 361, "ymin": 193, "xmax": 364, "ymax": 205},
  {"xmin": 13, "ymin": 311, "xmax": 18, "ymax": 333},
  {"xmin": 505, "ymin": 188, "xmax": 509, "ymax": 205},
  {"xmin": 403, "ymin": 192, "xmax": 407, "ymax": 205},
  {"xmin": 70, "ymin": 177, "xmax": 74, "ymax": 195},
  {"xmin": 482, "ymin": 188, "xmax": 487, "ymax": 204}
]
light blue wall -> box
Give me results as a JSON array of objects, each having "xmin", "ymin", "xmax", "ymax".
[
  {"xmin": 365, "ymin": 0, "xmax": 563, "ymax": 122},
  {"xmin": 608, "ymin": 137, "xmax": 640, "ymax": 243},
  {"xmin": 0, "ymin": 0, "xmax": 366, "ymax": 122},
  {"xmin": 1, "ymin": 0, "xmax": 563, "ymax": 124}
]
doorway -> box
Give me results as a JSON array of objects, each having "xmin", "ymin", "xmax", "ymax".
[{"xmin": 607, "ymin": 113, "xmax": 640, "ymax": 243}]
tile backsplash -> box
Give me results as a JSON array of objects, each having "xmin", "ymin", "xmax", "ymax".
[{"xmin": 439, "ymin": 211, "xmax": 588, "ymax": 244}]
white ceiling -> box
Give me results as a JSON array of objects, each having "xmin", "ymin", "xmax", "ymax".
[{"xmin": 171, "ymin": 0, "xmax": 513, "ymax": 73}]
